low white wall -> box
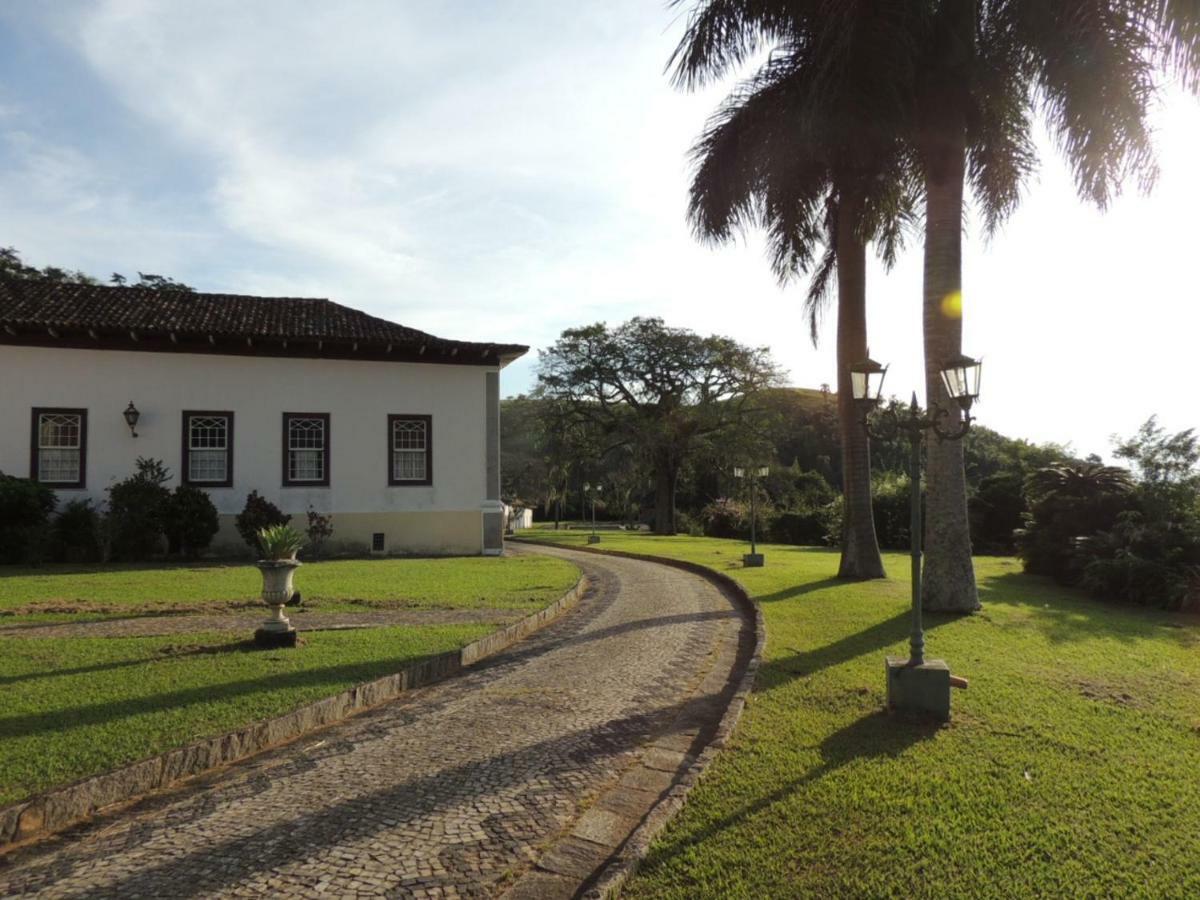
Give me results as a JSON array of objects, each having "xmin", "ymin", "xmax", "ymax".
[{"xmin": 0, "ymin": 347, "xmax": 496, "ymax": 550}]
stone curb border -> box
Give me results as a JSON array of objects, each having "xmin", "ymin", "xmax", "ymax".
[
  {"xmin": 0, "ymin": 573, "xmax": 589, "ymax": 851},
  {"xmin": 508, "ymin": 539, "xmax": 765, "ymax": 899}
]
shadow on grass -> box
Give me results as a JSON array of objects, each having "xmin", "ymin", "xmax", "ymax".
[
  {"xmin": 0, "ymin": 640, "xmax": 260, "ymax": 688},
  {"xmin": 636, "ymin": 710, "xmax": 941, "ymax": 875},
  {"xmin": 755, "ymin": 577, "xmax": 844, "ymax": 604},
  {"xmin": 763, "ymin": 609, "xmax": 956, "ymax": 686},
  {"xmin": 0, "ymin": 648, "xmax": 427, "ymax": 741},
  {"xmin": 2, "ymin": 689, "xmax": 733, "ymax": 897},
  {"xmin": 977, "ymin": 571, "xmax": 1200, "ymax": 647}
]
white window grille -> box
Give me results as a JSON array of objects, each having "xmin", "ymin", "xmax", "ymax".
[
  {"xmin": 288, "ymin": 416, "xmax": 327, "ymax": 482},
  {"xmin": 187, "ymin": 415, "xmax": 229, "ymax": 483},
  {"xmin": 391, "ymin": 418, "xmax": 428, "ymax": 482},
  {"xmin": 37, "ymin": 412, "xmax": 82, "ymax": 483}
]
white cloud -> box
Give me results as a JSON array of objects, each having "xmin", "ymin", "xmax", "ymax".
[{"xmin": 2, "ymin": 1, "xmax": 1197, "ymax": 456}]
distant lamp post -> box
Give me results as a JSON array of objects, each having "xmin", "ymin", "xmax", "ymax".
[
  {"xmin": 850, "ymin": 353, "xmax": 982, "ymax": 720},
  {"xmin": 733, "ymin": 465, "xmax": 770, "ymax": 567},
  {"xmin": 123, "ymin": 402, "xmax": 140, "ymax": 438},
  {"xmin": 583, "ymin": 482, "xmax": 602, "ymax": 544}
]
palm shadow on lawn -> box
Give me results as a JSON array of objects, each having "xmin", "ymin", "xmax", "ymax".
[
  {"xmin": 636, "ymin": 709, "xmax": 942, "ymax": 875},
  {"xmin": 0, "ymin": 646, "xmax": 427, "ymax": 741},
  {"xmin": 0, "ymin": 640, "xmax": 261, "ymax": 688},
  {"xmin": 2, "ymin": 689, "xmax": 735, "ymax": 897}
]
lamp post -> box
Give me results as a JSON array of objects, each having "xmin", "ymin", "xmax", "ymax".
[
  {"xmin": 583, "ymin": 482, "xmax": 602, "ymax": 544},
  {"xmin": 850, "ymin": 353, "xmax": 982, "ymax": 719},
  {"xmin": 733, "ymin": 465, "xmax": 770, "ymax": 567}
]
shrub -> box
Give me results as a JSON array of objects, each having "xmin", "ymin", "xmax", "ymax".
[
  {"xmin": 1081, "ymin": 554, "xmax": 1188, "ymax": 610},
  {"xmin": 164, "ymin": 485, "xmax": 220, "ymax": 558},
  {"xmin": 106, "ymin": 458, "xmax": 172, "ymax": 561},
  {"xmin": 770, "ymin": 506, "xmax": 836, "ymax": 546},
  {"xmin": 52, "ymin": 498, "xmax": 102, "ymax": 563},
  {"xmin": 235, "ymin": 491, "xmax": 290, "ymax": 552},
  {"xmin": 969, "ymin": 471, "xmax": 1026, "ymax": 554},
  {"xmin": 701, "ymin": 498, "xmax": 747, "ymax": 539},
  {"xmin": 700, "ymin": 497, "xmax": 772, "ymax": 541},
  {"xmin": 0, "ymin": 472, "xmax": 56, "ymax": 564},
  {"xmin": 872, "ymin": 472, "xmax": 915, "ymax": 550},
  {"xmin": 1018, "ymin": 463, "xmax": 1135, "ymax": 583},
  {"xmin": 305, "ymin": 505, "xmax": 333, "ymax": 558},
  {"xmin": 822, "ymin": 500, "xmax": 844, "ymax": 547},
  {"xmin": 674, "ymin": 510, "xmax": 703, "ymax": 537}
]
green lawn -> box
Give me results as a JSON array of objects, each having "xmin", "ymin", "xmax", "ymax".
[
  {"xmin": 0, "ymin": 554, "xmax": 580, "ymax": 806},
  {"xmin": 0, "ymin": 555, "xmax": 578, "ymax": 622},
  {"xmin": 0, "ymin": 626, "xmax": 489, "ymax": 807},
  {"xmin": 516, "ymin": 529, "xmax": 1200, "ymax": 898}
]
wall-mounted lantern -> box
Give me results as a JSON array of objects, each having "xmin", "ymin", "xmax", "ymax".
[{"xmin": 123, "ymin": 401, "xmax": 140, "ymax": 438}]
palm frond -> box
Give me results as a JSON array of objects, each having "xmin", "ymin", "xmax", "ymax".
[{"xmin": 667, "ymin": 0, "xmax": 811, "ymax": 90}]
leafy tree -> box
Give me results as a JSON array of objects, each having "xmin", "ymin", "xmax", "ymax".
[
  {"xmin": 536, "ymin": 317, "xmax": 780, "ymax": 533},
  {"xmin": 1, "ymin": 247, "xmax": 96, "ymax": 284},
  {"xmin": 1, "ymin": 247, "xmax": 193, "ymax": 290},
  {"xmin": 1081, "ymin": 417, "xmax": 1200, "ymax": 609}
]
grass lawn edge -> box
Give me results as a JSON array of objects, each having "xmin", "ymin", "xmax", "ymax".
[{"xmin": 0, "ymin": 571, "xmax": 588, "ymax": 852}]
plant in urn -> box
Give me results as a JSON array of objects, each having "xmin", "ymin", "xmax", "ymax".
[{"xmin": 255, "ymin": 524, "xmax": 304, "ymax": 648}]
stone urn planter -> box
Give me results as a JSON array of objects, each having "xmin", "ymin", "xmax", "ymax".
[
  {"xmin": 254, "ymin": 524, "xmax": 305, "ymax": 648},
  {"xmin": 257, "ymin": 559, "xmax": 301, "ymax": 645}
]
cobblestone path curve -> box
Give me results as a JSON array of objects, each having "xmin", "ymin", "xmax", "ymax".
[{"xmin": 0, "ymin": 545, "xmax": 751, "ymax": 899}]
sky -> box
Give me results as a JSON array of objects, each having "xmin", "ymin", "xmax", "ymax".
[{"xmin": 1, "ymin": 0, "xmax": 1198, "ymax": 461}]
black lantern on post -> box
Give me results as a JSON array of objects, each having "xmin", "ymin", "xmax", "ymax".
[
  {"xmin": 123, "ymin": 402, "xmax": 140, "ymax": 438},
  {"xmin": 938, "ymin": 353, "xmax": 982, "ymax": 412},
  {"xmin": 849, "ymin": 356, "xmax": 888, "ymax": 407},
  {"xmin": 849, "ymin": 354, "xmax": 982, "ymax": 720},
  {"xmin": 733, "ymin": 465, "xmax": 770, "ymax": 567}
]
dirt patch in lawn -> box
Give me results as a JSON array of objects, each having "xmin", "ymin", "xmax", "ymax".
[{"xmin": 0, "ymin": 599, "xmax": 263, "ymax": 619}]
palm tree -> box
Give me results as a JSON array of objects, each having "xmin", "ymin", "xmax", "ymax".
[
  {"xmin": 669, "ymin": 0, "xmax": 1200, "ymax": 608},
  {"xmin": 670, "ymin": 2, "xmax": 921, "ymax": 579},
  {"xmin": 915, "ymin": 0, "xmax": 1199, "ymax": 611}
]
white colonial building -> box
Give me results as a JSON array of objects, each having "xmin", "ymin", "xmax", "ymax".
[{"xmin": 0, "ymin": 280, "xmax": 526, "ymax": 556}]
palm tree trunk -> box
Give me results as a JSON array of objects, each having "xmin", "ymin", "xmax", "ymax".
[
  {"xmin": 921, "ymin": 130, "xmax": 980, "ymax": 612},
  {"xmin": 835, "ymin": 186, "xmax": 886, "ymax": 580}
]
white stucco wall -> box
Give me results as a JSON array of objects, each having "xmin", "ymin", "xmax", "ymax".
[{"xmin": 0, "ymin": 345, "xmax": 497, "ymax": 553}]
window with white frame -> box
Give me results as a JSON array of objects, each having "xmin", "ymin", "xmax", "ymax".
[
  {"xmin": 32, "ymin": 408, "xmax": 86, "ymax": 487},
  {"xmin": 183, "ymin": 412, "xmax": 233, "ymax": 486},
  {"xmin": 389, "ymin": 415, "xmax": 431, "ymax": 485},
  {"xmin": 284, "ymin": 413, "xmax": 330, "ymax": 486}
]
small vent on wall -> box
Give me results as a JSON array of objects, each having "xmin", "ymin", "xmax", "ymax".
[{"xmin": 371, "ymin": 532, "xmax": 385, "ymax": 553}]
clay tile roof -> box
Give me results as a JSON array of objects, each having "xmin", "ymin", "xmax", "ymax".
[{"xmin": 0, "ymin": 279, "xmax": 527, "ymax": 363}]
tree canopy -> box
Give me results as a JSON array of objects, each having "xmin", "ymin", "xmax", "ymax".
[
  {"xmin": 0, "ymin": 247, "xmax": 193, "ymax": 291},
  {"xmin": 535, "ymin": 317, "xmax": 781, "ymax": 533}
]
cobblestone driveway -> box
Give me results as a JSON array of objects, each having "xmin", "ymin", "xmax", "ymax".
[{"xmin": 0, "ymin": 545, "xmax": 750, "ymax": 899}]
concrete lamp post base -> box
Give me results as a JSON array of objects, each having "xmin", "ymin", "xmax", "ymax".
[
  {"xmin": 587, "ymin": 535, "xmax": 601, "ymax": 544},
  {"xmin": 742, "ymin": 553, "xmax": 764, "ymax": 568},
  {"xmin": 885, "ymin": 657, "xmax": 969, "ymax": 721}
]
